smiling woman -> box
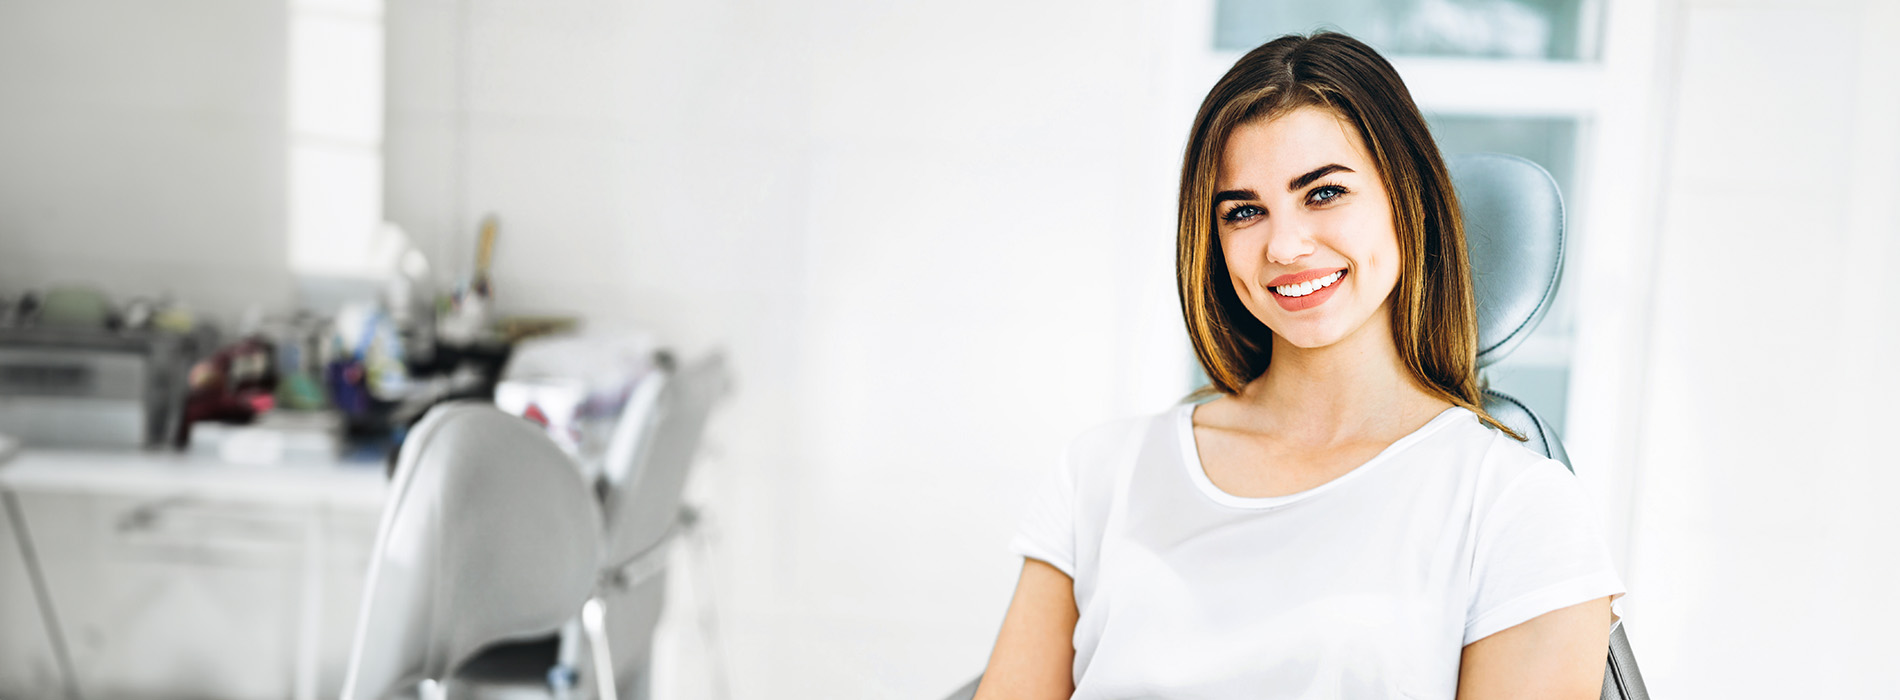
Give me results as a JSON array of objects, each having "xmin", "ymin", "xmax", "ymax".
[
  {"xmin": 1215, "ymin": 112, "xmax": 1398, "ymax": 334},
  {"xmin": 1175, "ymin": 33, "xmax": 1511, "ymax": 437},
  {"xmin": 974, "ymin": 31, "xmax": 1623, "ymax": 700}
]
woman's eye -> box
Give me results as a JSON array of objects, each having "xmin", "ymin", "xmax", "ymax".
[
  {"xmin": 1308, "ymin": 185, "xmax": 1348, "ymax": 205},
  {"xmin": 1222, "ymin": 204, "xmax": 1263, "ymax": 223}
]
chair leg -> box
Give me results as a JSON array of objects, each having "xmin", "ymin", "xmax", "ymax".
[{"xmin": 582, "ymin": 597, "xmax": 618, "ymax": 700}]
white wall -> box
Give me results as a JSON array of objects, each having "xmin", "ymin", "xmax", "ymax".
[
  {"xmin": 384, "ymin": 1, "xmax": 1188, "ymax": 697},
  {"xmin": 770, "ymin": 3, "xmax": 1185, "ymax": 695},
  {"xmin": 0, "ymin": 0, "xmax": 294, "ymax": 324},
  {"xmin": 1620, "ymin": 0, "xmax": 1900, "ymax": 697}
]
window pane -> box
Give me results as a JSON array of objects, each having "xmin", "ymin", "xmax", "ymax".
[
  {"xmin": 1486, "ymin": 360, "xmax": 1570, "ymax": 435},
  {"xmin": 287, "ymin": 1, "xmax": 384, "ymax": 277},
  {"xmin": 289, "ymin": 144, "xmax": 382, "ymax": 275},
  {"xmin": 1427, "ymin": 114, "xmax": 1579, "ymax": 224},
  {"xmin": 289, "ymin": 13, "xmax": 383, "ymax": 145},
  {"xmin": 1214, "ymin": 0, "xmax": 1599, "ymax": 61}
]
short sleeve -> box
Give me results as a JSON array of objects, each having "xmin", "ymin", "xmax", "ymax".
[
  {"xmin": 1008, "ymin": 443, "xmax": 1077, "ymax": 579},
  {"xmin": 1464, "ymin": 459, "xmax": 1626, "ymax": 646}
]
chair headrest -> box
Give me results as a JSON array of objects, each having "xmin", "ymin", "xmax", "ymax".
[{"xmin": 1448, "ymin": 153, "xmax": 1565, "ymax": 368}]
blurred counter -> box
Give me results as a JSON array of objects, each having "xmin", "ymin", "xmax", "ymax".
[
  {"xmin": 0, "ymin": 441, "xmax": 387, "ymax": 700},
  {"xmin": 0, "ymin": 448, "xmax": 386, "ymax": 507}
]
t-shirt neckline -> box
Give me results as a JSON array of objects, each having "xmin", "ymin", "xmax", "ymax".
[{"xmin": 1177, "ymin": 402, "xmax": 1471, "ymax": 510}]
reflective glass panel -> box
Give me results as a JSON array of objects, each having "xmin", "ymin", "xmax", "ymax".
[
  {"xmin": 1486, "ymin": 361, "xmax": 1571, "ymax": 437},
  {"xmin": 1427, "ymin": 114, "xmax": 1579, "ymax": 210},
  {"xmin": 1214, "ymin": 0, "xmax": 1598, "ymax": 61}
]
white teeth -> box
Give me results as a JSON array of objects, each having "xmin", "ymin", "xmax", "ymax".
[{"xmin": 1273, "ymin": 271, "xmax": 1343, "ymax": 297}]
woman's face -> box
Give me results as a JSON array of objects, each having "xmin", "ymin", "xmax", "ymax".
[{"xmin": 1214, "ymin": 105, "xmax": 1402, "ymax": 351}]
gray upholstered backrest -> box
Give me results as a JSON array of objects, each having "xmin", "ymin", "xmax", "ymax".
[
  {"xmin": 339, "ymin": 403, "xmax": 603, "ymax": 700},
  {"xmin": 1481, "ymin": 388, "xmax": 1572, "ymax": 471},
  {"xmin": 1450, "ymin": 153, "xmax": 1566, "ymax": 370},
  {"xmin": 1448, "ymin": 153, "xmax": 1573, "ymax": 472}
]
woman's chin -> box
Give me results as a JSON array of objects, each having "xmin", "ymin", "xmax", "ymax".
[{"xmin": 1270, "ymin": 327, "xmax": 1344, "ymax": 350}]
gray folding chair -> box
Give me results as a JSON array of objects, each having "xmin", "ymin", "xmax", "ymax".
[
  {"xmin": 449, "ymin": 352, "xmax": 732, "ymax": 700},
  {"xmin": 338, "ymin": 403, "xmax": 607, "ymax": 700},
  {"xmin": 944, "ymin": 153, "xmax": 1648, "ymax": 700},
  {"xmin": 589, "ymin": 351, "xmax": 732, "ymax": 697}
]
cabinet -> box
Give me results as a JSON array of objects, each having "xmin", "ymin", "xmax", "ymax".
[{"xmin": 0, "ymin": 447, "xmax": 385, "ymax": 700}]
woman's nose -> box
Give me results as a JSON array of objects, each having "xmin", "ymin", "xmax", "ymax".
[{"xmin": 1263, "ymin": 215, "xmax": 1317, "ymax": 265}]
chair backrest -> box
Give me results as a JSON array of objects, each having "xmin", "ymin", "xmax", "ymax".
[
  {"xmin": 1455, "ymin": 152, "xmax": 1566, "ymax": 371},
  {"xmin": 339, "ymin": 403, "xmax": 602, "ymax": 700},
  {"xmin": 1447, "ymin": 152, "xmax": 1575, "ymax": 471},
  {"xmin": 599, "ymin": 352, "xmax": 728, "ymax": 569},
  {"xmin": 600, "ymin": 362, "xmax": 670, "ymax": 489},
  {"xmin": 582, "ymin": 352, "xmax": 728, "ymax": 692}
]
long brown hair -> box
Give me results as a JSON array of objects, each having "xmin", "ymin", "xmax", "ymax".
[{"xmin": 1177, "ymin": 31, "xmax": 1521, "ymax": 439}]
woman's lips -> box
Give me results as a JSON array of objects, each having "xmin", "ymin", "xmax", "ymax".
[
  {"xmin": 1266, "ymin": 267, "xmax": 1347, "ymax": 287},
  {"xmin": 1270, "ymin": 269, "xmax": 1345, "ymax": 312}
]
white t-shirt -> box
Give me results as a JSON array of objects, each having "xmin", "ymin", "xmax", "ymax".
[{"xmin": 1009, "ymin": 403, "xmax": 1625, "ymax": 699}]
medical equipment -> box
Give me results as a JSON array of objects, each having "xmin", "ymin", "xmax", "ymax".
[{"xmin": 0, "ymin": 326, "xmax": 191, "ymax": 448}]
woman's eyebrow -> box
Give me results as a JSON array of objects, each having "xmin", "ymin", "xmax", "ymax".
[
  {"xmin": 1213, "ymin": 189, "xmax": 1258, "ymax": 206},
  {"xmin": 1288, "ymin": 164, "xmax": 1353, "ymax": 191}
]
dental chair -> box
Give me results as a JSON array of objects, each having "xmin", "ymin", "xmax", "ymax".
[
  {"xmin": 338, "ymin": 403, "xmax": 607, "ymax": 700},
  {"xmin": 1458, "ymin": 153, "xmax": 1648, "ymax": 700},
  {"xmin": 942, "ymin": 153, "xmax": 1649, "ymax": 700}
]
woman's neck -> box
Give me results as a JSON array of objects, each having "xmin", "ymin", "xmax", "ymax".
[{"xmin": 1230, "ymin": 310, "xmax": 1450, "ymax": 446}]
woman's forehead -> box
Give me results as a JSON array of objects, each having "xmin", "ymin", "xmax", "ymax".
[{"xmin": 1217, "ymin": 107, "xmax": 1373, "ymax": 189}]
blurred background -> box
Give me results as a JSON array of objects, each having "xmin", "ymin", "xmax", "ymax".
[{"xmin": 0, "ymin": 0, "xmax": 1896, "ymax": 698}]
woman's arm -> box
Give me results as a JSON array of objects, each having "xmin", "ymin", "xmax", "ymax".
[
  {"xmin": 1456, "ymin": 595, "xmax": 1614, "ymax": 700},
  {"xmin": 973, "ymin": 558, "xmax": 1077, "ymax": 700}
]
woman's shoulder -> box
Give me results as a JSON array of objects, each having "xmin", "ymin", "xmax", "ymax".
[{"xmin": 1446, "ymin": 411, "xmax": 1582, "ymax": 503}]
